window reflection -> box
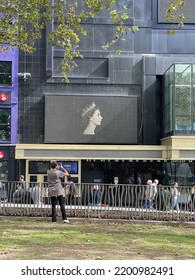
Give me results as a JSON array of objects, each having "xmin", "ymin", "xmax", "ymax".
[
  {"xmin": 0, "ymin": 109, "xmax": 11, "ymax": 141},
  {"xmin": 163, "ymin": 63, "xmax": 195, "ymax": 135},
  {"xmin": 81, "ymin": 160, "xmax": 195, "ymax": 187},
  {"xmin": 0, "ymin": 61, "xmax": 12, "ymax": 86}
]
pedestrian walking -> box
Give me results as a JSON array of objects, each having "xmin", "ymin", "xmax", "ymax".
[{"xmin": 171, "ymin": 182, "xmax": 180, "ymax": 211}]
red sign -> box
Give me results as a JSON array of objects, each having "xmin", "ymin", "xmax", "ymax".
[
  {"xmin": 0, "ymin": 93, "xmax": 8, "ymax": 102},
  {"xmin": 0, "ymin": 151, "xmax": 5, "ymax": 159}
]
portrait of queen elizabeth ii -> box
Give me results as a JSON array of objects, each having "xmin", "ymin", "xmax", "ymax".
[
  {"xmin": 81, "ymin": 101, "xmax": 103, "ymax": 135},
  {"xmin": 44, "ymin": 95, "xmax": 137, "ymax": 144}
]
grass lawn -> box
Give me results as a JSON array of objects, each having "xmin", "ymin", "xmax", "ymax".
[{"xmin": 0, "ymin": 218, "xmax": 194, "ymax": 260}]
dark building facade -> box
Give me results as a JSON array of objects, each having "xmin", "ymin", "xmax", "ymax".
[{"xmin": 14, "ymin": 0, "xmax": 195, "ymax": 186}]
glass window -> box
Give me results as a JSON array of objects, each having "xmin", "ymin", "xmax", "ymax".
[
  {"xmin": 163, "ymin": 63, "xmax": 195, "ymax": 135},
  {"xmin": 29, "ymin": 161, "xmax": 50, "ymax": 174},
  {"xmin": 0, "ymin": 109, "xmax": 11, "ymax": 141},
  {"xmin": 158, "ymin": 0, "xmax": 195, "ymax": 24},
  {"xmin": 0, "ymin": 160, "xmax": 8, "ymax": 181},
  {"xmin": 0, "ymin": 61, "xmax": 12, "ymax": 86},
  {"xmin": 30, "ymin": 176, "xmax": 37, "ymax": 182},
  {"xmin": 175, "ymin": 162, "xmax": 193, "ymax": 186},
  {"xmin": 193, "ymin": 65, "xmax": 195, "ymax": 129},
  {"xmin": 43, "ymin": 176, "xmax": 48, "ymax": 183},
  {"xmin": 164, "ymin": 64, "xmax": 174, "ymax": 134},
  {"xmin": 175, "ymin": 64, "xmax": 192, "ymax": 131},
  {"xmin": 175, "ymin": 86, "xmax": 191, "ymax": 130}
]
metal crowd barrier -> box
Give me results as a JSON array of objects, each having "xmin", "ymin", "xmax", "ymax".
[{"xmin": 0, "ymin": 181, "xmax": 194, "ymax": 222}]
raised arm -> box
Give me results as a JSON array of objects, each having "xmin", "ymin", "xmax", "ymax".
[{"xmin": 60, "ymin": 164, "xmax": 69, "ymax": 177}]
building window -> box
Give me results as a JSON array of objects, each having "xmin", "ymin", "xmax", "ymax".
[
  {"xmin": 0, "ymin": 109, "xmax": 11, "ymax": 141},
  {"xmin": 0, "ymin": 61, "xmax": 12, "ymax": 86},
  {"xmin": 158, "ymin": 0, "xmax": 195, "ymax": 24},
  {"xmin": 175, "ymin": 64, "xmax": 192, "ymax": 131},
  {"xmin": 163, "ymin": 63, "xmax": 195, "ymax": 136}
]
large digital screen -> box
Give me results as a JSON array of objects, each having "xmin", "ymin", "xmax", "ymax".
[
  {"xmin": 57, "ymin": 161, "xmax": 78, "ymax": 174},
  {"xmin": 44, "ymin": 95, "xmax": 138, "ymax": 144}
]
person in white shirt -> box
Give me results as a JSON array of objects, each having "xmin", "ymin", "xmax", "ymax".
[
  {"xmin": 151, "ymin": 179, "xmax": 158, "ymax": 208},
  {"xmin": 171, "ymin": 182, "xmax": 180, "ymax": 211}
]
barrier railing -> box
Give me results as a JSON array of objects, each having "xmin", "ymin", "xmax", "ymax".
[{"xmin": 0, "ymin": 181, "xmax": 194, "ymax": 221}]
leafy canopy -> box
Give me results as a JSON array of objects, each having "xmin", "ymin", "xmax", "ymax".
[
  {"xmin": 0, "ymin": 0, "xmax": 186, "ymax": 81},
  {"xmin": 165, "ymin": 0, "xmax": 185, "ymax": 34},
  {"xmin": 0, "ymin": 0, "xmax": 136, "ymax": 81}
]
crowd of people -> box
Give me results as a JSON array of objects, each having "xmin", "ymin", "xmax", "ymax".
[
  {"xmin": 143, "ymin": 179, "xmax": 158, "ymax": 209},
  {"xmin": 142, "ymin": 179, "xmax": 181, "ymax": 211},
  {"xmin": 13, "ymin": 175, "xmax": 41, "ymax": 205},
  {"xmin": 142, "ymin": 179, "xmax": 195, "ymax": 212},
  {"xmin": 6, "ymin": 170, "xmax": 195, "ymax": 224}
]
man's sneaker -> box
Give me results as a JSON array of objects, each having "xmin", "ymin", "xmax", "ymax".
[{"xmin": 63, "ymin": 219, "xmax": 70, "ymax": 223}]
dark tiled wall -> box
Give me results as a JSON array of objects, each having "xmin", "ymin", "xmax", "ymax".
[
  {"xmin": 18, "ymin": 33, "xmax": 46, "ymax": 143},
  {"xmin": 18, "ymin": 1, "xmax": 143, "ymax": 144},
  {"xmin": 20, "ymin": 0, "xmax": 195, "ymax": 145}
]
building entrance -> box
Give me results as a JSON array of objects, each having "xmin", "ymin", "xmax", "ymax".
[{"xmin": 81, "ymin": 160, "xmax": 195, "ymax": 186}]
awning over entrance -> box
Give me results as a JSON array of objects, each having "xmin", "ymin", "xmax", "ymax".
[
  {"xmin": 15, "ymin": 136, "xmax": 195, "ymax": 161},
  {"xmin": 15, "ymin": 144, "xmax": 166, "ymax": 161}
]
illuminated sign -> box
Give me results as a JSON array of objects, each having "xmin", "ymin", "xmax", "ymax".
[
  {"xmin": 0, "ymin": 151, "xmax": 5, "ymax": 159},
  {"xmin": 0, "ymin": 93, "xmax": 8, "ymax": 102},
  {"xmin": 0, "ymin": 91, "xmax": 11, "ymax": 104}
]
